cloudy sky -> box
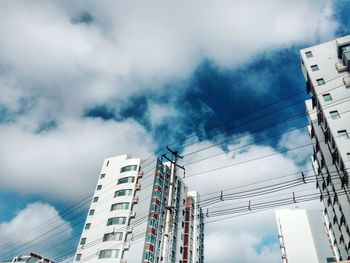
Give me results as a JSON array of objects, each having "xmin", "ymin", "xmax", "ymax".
[{"xmin": 0, "ymin": 0, "xmax": 350, "ymax": 262}]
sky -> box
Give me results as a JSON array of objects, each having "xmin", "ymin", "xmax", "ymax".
[{"xmin": 0, "ymin": 0, "xmax": 350, "ymax": 262}]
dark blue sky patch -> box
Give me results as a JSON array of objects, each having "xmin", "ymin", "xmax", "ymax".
[
  {"xmin": 0, "ymin": 190, "xmax": 42, "ymax": 222},
  {"xmin": 0, "ymin": 107, "xmax": 10, "ymax": 123},
  {"xmin": 85, "ymin": 47, "xmax": 313, "ymax": 155},
  {"xmin": 71, "ymin": 11, "xmax": 94, "ymax": 25},
  {"xmin": 179, "ymin": 49, "xmax": 309, "ymax": 148},
  {"xmin": 36, "ymin": 119, "xmax": 57, "ymax": 133},
  {"xmin": 335, "ymin": 0, "xmax": 350, "ymax": 36},
  {"xmin": 85, "ymin": 105, "xmax": 116, "ymax": 120}
]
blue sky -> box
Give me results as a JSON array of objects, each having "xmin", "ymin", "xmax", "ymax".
[{"xmin": 0, "ymin": 1, "xmax": 349, "ymax": 262}]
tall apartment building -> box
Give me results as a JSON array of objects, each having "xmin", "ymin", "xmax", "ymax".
[
  {"xmin": 301, "ymin": 35, "xmax": 350, "ymax": 260},
  {"xmin": 275, "ymin": 209, "xmax": 335, "ymax": 263},
  {"xmin": 182, "ymin": 191, "xmax": 204, "ymax": 263},
  {"xmin": 73, "ymin": 154, "xmax": 204, "ymax": 263}
]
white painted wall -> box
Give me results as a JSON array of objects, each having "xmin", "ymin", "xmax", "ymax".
[{"xmin": 275, "ymin": 209, "xmax": 334, "ymax": 263}]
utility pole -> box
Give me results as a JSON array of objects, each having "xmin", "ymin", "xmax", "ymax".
[{"xmin": 160, "ymin": 146, "xmax": 184, "ymax": 263}]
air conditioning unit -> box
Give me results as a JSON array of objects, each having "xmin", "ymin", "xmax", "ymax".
[
  {"xmin": 135, "ymin": 183, "xmax": 141, "ymax": 190},
  {"xmin": 343, "ymin": 76, "xmax": 350, "ymax": 87},
  {"xmin": 138, "ymin": 170, "xmax": 144, "ymax": 178},
  {"xmin": 132, "ymin": 196, "xmax": 139, "ymax": 204},
  {"xmin": 127, "ymin": 226, "xmax": 133, "ymax": 233},
  {"xmin": 120, "ymin": 260, "xmax": 128, "ymax": 263},
  {"xmin": 130, "ymin": 211, "xmax": 136, "ymax": 218},
  {"xmin": 123, "ymin": 243, "xmax": 130, "ymax": 250},
  {"xmin": 335, "ymin": 62, "xmax": 347, "ymax": 72}
]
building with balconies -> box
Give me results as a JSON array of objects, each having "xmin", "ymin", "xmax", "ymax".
[
  {"xmin": 182, "ymin": 191, "xmax": 204, "ymax": 263},
  {"xmin": 73, "ymin": 154, "xmax": 204, "ymax": 263},
  {"xmin": 301, "ymin": 35, "xmax": 350, "ymax": 260}
]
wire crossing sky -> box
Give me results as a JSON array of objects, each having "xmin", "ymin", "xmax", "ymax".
[{"xmin": 1, "ymin": 1, "xmax": 350, "ymax": 262}]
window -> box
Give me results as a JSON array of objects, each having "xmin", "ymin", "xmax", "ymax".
[
  {"xmin": 154, "ymin": 190, "xmax": 162, "ymax": 200},
  {"xmin": 144, "ymin": 251, "xmax": 154, "ymax": 261},
  {"xmin": 96, "ymin": 185, "xmax": 102, "ymax": 190},
  {"xmin": 323, "ymin": 93, "xmax": 332, "ymax": 102},
  {"xmin": 317, "ymin": 78, "xmax": 325, "ymax": 85},
  {"xmin": 149, "ymin": 218, "xmax": 158, "ymax": 228},
  {"xmin": 106, "ymin": 160, "xmax": 109, "ymax": 167},
  {"xmin": 117, "ymin": 177, "xmax": 135, "ymax": 185},
  {"xmin": 120, "ymin": 165, "xmax": 137, "ymax": 173},
  {"xmin": 100, "ymin": 173, "xmax": 105, "ymax": 179},
  {"xmin": 84, "ymin": 223, "xmax": 91, "ymax": 230},
  {"xmin": 305, "ymin": 51, "xmax": 313, "ymax": 58},
  {"xmin": 341, "ymin": 45, "xmax": 350, "ymax": 54},
  {"xmin": 311, "ymin": 65, "xmax": 319, "ymax": 71},
  {"xmin": 98, "ymin": 249, "xmax": 119, "ymax": 259},
  {"xmin": 338, "ymin": 130, "xmax": 349, "ymax": 140},
  {"xmin": 80, "ymin": 238, "xmax": 86, "ymax": 245},
  {"xmin": 111, "ymin": 202, "xmax": 130, "ymax": 211},
  {"xmin": 347, "ymin": 153, "xmax": 350, "ymax": 161},
  {"xmin": 330, "ymin": 110, "xmax": 340, "ymax": 119},
  {"xmin": 93, "ymin": 197, "xmax": 99, "ymax": 203},
  {"xmin": 114, "ymin": 189, "xmax": 132, "ymax": 197},
  {"xmin": 76, "ymin": 254, "xmax": 82, "ymax": 261},
  {"xmin": 89, "ymin": 209, "xmax": 95, "ymax": 216},
  {"xmin": 106, "ymin": 217, "xmax": 126, "ymax": 226},
  {"xmin": 103, "ymin": 232, "xmax": 123, "ymax": 241},
  {"xmin": 151, "ymin": 203, "xmax": 159, "ymax": 212},
  {"xmin": 146, "ymin": 234, "xmax": 156, "ymax": 244}
]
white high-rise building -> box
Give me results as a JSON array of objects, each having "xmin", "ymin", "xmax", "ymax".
[
  {"xmin": 275, "ymin": 209, "xmax": 335, "ymax": 263},
  {"xmin": 73, "ymin": 154, "xmax": 204, "ymax": 263},
  {"xmin": 182, "ymin": 191, "xmax": 204, "ymax": 263},
  {"xmin": 301, "ymin": 35, "xmax": 350, "ymax": 260}
]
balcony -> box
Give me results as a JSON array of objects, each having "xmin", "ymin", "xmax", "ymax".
[
  {"xmin": 336, "ymin": 62, "xmax": 347, "ymax": 72},
  {"xmin": 132, "ymin": 196, "xmax": 139, "ymax": 204},
  {"xmin": 130, "ymin": 211, "xmax": 136, "ymax": 218},
  {"xmin": 123, "ymin": 243, "xmax": 130, "ymax": 250},
  {"xmin": 138, "ymin": 170, "xmax": 144, "ymax": 178},
  {"xmin": 343, "ymin": 76, "xmax": 350, "ymax": 88}
]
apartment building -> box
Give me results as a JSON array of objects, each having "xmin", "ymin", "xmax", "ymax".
[
  {"xmin": 182, "ymin": 191, "xmax": 204, "ymax": 263},
  {"xmin": 73, "ymin": 154, "xmax": 204, "ymax": 263},
  {"xmin": 1, "ymin": 252, "xmax": 55, "ymax": 263},
  {"xmin": 301, "ymin": 35, "xmax": 350, "ymax": 260},
  {"xmin": 275, "ymin": 209, "xmax": 335, "ymax": 263}
]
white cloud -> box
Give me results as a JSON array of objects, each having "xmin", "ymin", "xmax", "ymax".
[
  {"xmin": 147, "ymin": 103, "xmax": 179, "ymax": 126},
  {"xmin": 182, "ymin": 135, "xmax": 300, "ymax": 193},
  {"xmin": 0, "ymin": 1, "xmax": 335, "ymax": 260},
  {"xmin": 205, "ymin": 231, "xmax": 280, "ymax": 263},
  {"xmin": 0, "ymin": 0, "xmax": 338, "ymax": 124},
  {"xmin": 278, "ymin": 128, "xmax": 312, "ymax": 165},
  {"xmin": 181, "ymin": 136, "xmax": 321, "ymax": 263},
  {"xmin": 0, "ymin": 118, "xmax": 155, "ymax": 201},
  {"xmin": 0, "ymin": 202, "xmax": 73, "ymax": 259}
]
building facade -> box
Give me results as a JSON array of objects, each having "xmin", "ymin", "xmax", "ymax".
[
  {"xmin": 73, "ymin": 154, "xmax": 204, "ymax": 263},
  {"xmin": 1, "ymin": 252, "xmax": 55, "ymax": 263},
  {"xmin": 301, "ymin": 35, "xmax": 350, "ymax": 260},
  {"xmin": 182, "ymin": 191, "xmax": 204, "ymax": 263},
  {"xmin": 275, "ymin": 209, "xmax": 335, "ymax": 263}
]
